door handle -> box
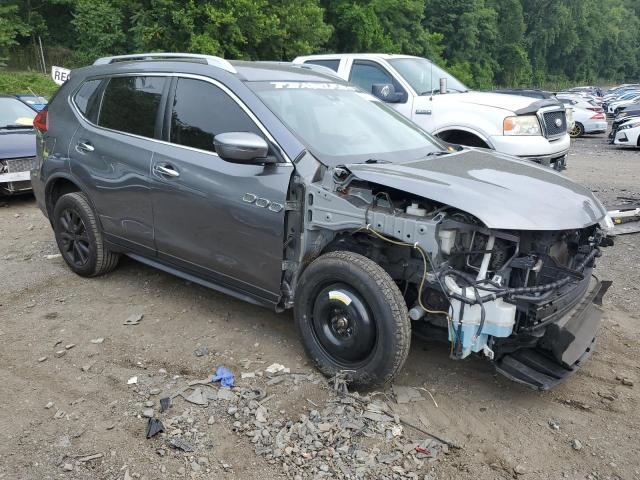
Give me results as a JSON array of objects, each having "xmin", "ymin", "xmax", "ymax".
[
  {"xmin": 154, "ymin": 164, "xmax": 180, "ymax": 178},
  {"xmin": 76, "ymin": 141, "xmax": 94, "ymax": 153}
]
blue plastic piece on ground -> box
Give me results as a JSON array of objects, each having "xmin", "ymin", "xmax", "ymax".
[{"xmin": 211, "ymin": 366, "xmax": 235, "ymax": 388}]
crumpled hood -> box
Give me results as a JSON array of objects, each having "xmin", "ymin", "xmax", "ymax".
[
  {"xmin": 347, "ymin": 149, "xmax": 607, "ymax": 231},
  {"xmin": 0, "ymin": 129, "xmax": 36, "ymax": 160}
]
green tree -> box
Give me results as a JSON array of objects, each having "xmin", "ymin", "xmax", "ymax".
[
  {"xmin": 0, "ymin": 4, "xmax": 30, "ymax": 66},
  {"xmin": 129, "ymin": 0, "xmax": 331, "ymax": 60},
  {"xmin": 323, "ymin": 0, "xmax": 444, "ymax": 61},
  {"xmin": 487, "ymin": 0, "xmax": 531, "ymax": 86},
  {"xmin": 71, "ymin": 0, "xmax": 126, "ymax": 65}
]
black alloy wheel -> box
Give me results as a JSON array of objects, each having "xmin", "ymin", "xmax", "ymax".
[
  {"xmin": 52, "ymin": 191, "xmax": 120, "ymax": 277},
  {"xmin": 58, "ymin": 208, "xmax": 91, "ymax": 267}
]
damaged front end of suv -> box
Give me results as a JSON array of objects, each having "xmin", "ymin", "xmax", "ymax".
[{"xmin": 282, "ymin": 148, "xmax": 612, "ymax": 390}]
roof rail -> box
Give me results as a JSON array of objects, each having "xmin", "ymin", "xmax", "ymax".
[{"xmin": 93, "ymin": 53, "xmax": 237, "ymax": 74}]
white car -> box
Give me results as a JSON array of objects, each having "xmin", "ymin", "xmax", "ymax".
[
  {"xmin": 556, "ymin": 94, "xmax": 603, "ymax": 112},
  {"xmin": 294, "ymin": 53, "xmax": 570, "ymax": 169},
  {"xmin": 613, "ymin": 118, "xmax": 640, "ymax": 146},
  {"xmin": 558, "ymin": 101, "xmax": 607, "ymax": 137},
  {"xmin": 607, "ymin": 93, "xmax": 640, "ymax": 114}
]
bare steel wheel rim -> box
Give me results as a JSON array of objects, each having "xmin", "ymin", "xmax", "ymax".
[
  {"xmin": 58, "ymin": 208, "xmax": 91, "ymax": 267},
  {"xmin": 310, "ymin": 283, "xmax": 378, "ymax": 367}
]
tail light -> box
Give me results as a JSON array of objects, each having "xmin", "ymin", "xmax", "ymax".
[
  {"xmin": 587, "ymin": 107, "xmax": 604, "ymax": 113},
  {"xmin": 591, "ymin": 112, "xmax": 605, "ymax": 120},
  {"xmin": 33, "ymin": 108, "xmax": 48, "ymax": 133}
]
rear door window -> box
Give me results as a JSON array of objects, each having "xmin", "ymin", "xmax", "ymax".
[
  {"xmin": 74, "ymin": 79, "xmax": 104, "ymax": 123},
  {"xmin": 99, "ymin": 76, "xmax": 166, "ymax": 138},
  {"xmin": 169, "ymin": 77, "xmax": 261, "ymax": 153}
]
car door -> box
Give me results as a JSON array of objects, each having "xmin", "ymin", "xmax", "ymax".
[
  {"xmin": 348, "ymin": 60, "xmax": 413, "ymax": 119},
  {"xmin": 70, "ymin": 75, "xmax": 168, "ymax": 253},
  {"xmin": 151, "ymin": 76, "xmax": 294, "ymax": 303}
]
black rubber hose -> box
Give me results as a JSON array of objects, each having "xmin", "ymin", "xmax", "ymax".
[{"xmin": 445, "ymin": 247, "xmax": 601, "ymax": 305}]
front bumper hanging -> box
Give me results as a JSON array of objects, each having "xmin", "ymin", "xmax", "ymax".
[{"xmin": 495, "ymin": 278, "xmax": 612, "ymax": 390}]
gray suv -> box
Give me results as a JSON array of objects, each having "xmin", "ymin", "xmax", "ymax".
[{"xmin": 32, "ymin": 53, "xmax": 612, "ymax": 390}]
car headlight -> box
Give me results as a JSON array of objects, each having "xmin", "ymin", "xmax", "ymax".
[
  {"xmin": 619, "ymin": 121, "xmax": 640, "ymax": 131},
  {"xmin": 503, "ymin": 115, "xmax": 542, "ymax": 136},
  {"xmin": 617, "ymin": 112, "xmax": 628, "ymax": 118}
]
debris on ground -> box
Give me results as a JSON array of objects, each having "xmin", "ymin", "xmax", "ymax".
[
  {"xmin": 194, "ymin": 346, "xmax": 209, "ymax": 357},
  {"xmin": 145, "ymin": 418, "xmax": 165, "ymax": 438},
  {"xmin": 90, "ymin": 337, "xmax": 104, "ymax": 344},
  {"xmin": 211, "ymin": 366, "xmax": 235, "ymax": 388},
  {"xmin": 145, "ymin": 370, "xmax": 449, "ymax": 479},
  {"xmin": 392, "ymin": 384, "xmax": 424, "ymax": 404},
  {"xmin": 127, "ymin": 376, "xmax": 138, "ymax": 385},
  {"xmin": 265, "ymin": 363, "xmax": 290, "ymax": 374},
  {"xmin": 159, "ymin": 397, "xmax": 171, "ymax": 413},
  {"xmin": 123, "ymin": 314, "xmax": 143, "ymax": 326},
  {"xmin": 169, "ymin": 436, "xmax": 195, "ymax": 452}
]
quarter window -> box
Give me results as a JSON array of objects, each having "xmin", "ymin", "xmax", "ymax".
[
  {"xmin": 169, "ymin": 78, "xmax": 261, "ymax": 153},
  {"xmin": 74, "ymin": 79, "xmax": 103, "ymax": 123},
  {"xmin": 99, "ymin": 76, "xmax": 166, "ymax": 138}
]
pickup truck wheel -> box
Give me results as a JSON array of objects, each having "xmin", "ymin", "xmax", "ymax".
[
  {"xmin": 294, "ymin": 251, "xmax": 411, "ymax": 388},
  {"xmin": 569, "ymin": 122, "xmax": 584, "ymax": 138},
  {"xmin": 53, "ymin": 192, "xmax": 120, "ymax": 277}
]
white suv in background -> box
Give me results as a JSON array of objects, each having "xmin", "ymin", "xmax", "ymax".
[{"xmin": 294, "ymin": 54, "xmax": 570, "ymax": 169}]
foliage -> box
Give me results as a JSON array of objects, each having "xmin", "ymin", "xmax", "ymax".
[
  {"xmin": 0, "ymin": 4, "xmax": 30, "ymax": 67},
  {"xmin": 0, "ymin": 71, "xmax": 58, "ymax": 97},
  {"xmin": 6, "ymin": 0, "xmax": 640, "ymax": 88}
]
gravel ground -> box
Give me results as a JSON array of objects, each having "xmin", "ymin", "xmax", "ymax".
[{"xmin": 0, "ymin": 132, "xmax": 638, "ymax": 480}]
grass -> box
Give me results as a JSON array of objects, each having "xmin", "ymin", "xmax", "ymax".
[{"xmin": 0, "ymin": 70, "xmax": 59, "ymax": 98}]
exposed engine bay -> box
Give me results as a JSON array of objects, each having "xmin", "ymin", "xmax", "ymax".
[{"xmin": 283, "ymin": 161, "xmax": 613, "ymax": 389}]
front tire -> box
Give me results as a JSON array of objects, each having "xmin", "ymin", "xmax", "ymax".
[
  {"xmin": 53, "ymin": 192, "xmax": 120, "ymax": 277},
  {"xmin": 294, "ymin": 251, "xmax": 411, "ymax": 388}
]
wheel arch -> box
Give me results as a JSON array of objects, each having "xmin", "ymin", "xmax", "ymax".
[
  {"xmin": 433, "ymin": 127, "xmax": 494, "ymax": 149},
  {"xmin": 44, "ymin": 174, "xmax": 99, "ymax": 228}
]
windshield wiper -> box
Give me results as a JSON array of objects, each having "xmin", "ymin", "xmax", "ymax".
[{"xmin": 0, "ymin": 124, "xmax": 34, "ymax": 130}]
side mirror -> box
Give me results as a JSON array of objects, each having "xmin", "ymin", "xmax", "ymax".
[
  {"xmin": 214, "ymin": 132, "xmax": 270, "ymax": 163},
  {"xmin": 371, "ymin": 83, "xmax": 406, "ymax": 103}
]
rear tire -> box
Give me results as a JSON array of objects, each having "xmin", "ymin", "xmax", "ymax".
[
  {"xmin": 569, "ymin": 122, "xmax": 585, "ymax": 138},
  {"xmin": 294, "ymin": 251, "xmax": 411, "ymax": 388},
  {"xmin": 53, "ymin": 192, "xmax": 120, "ymax": 277}
]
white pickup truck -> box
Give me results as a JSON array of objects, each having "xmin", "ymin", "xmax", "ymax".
[{"xmin": 293, "ymin": 54, "xmax": 570, "ymax": 169}]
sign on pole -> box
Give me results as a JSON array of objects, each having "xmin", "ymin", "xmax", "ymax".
[{"xmin": 51, "ymin": 66, "xmax": 71, "ymax": 86}]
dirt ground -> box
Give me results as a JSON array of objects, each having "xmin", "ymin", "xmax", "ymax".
[{"xmin": 0, "ymin": 133, "xmax": 638, "ymax": 480}]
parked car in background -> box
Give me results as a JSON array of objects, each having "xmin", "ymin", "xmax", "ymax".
[
  {"xmin": 612, "ymin": 117, "xmax": 640, "ymax": 147},
  {"xmin": 294, "ymin": 54, "xmax": 570, "ymax": 170},
  {"xmin": 609, "ymin": 97, "xmax": 640, "ymax": 117},
  {"xmin": 15, "ymin": 94, "xmax": 48, "ymax": 112},
  {"xmin": 558, "ymin": 99, "xmax": 607, "ymax": 137},
  {"xmin": 31, "ymin": 53, "xmax": 611, "ymax": 389},
  {"xmin": 0, "ymin": 95, "xmax": 37, "ymax": 195},
  {"xmin": 556, "ymin": 93, "xmax": 603, "ymax": 112},
  {"xmin": 609, "ymin": 106, "xmax": 640, "ymax": 142},
  {"xmin": 604, "ymin": 90, "xmax": 640, "ymax": 115}
]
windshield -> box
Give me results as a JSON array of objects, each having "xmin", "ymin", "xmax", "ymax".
[
  {"xmin": 0, "ymin": 97, "xmax": 36, "ymax": 128},
  {"xmin": 251, "ymin": 81, "xmax": 444, "ymax": 165},
  {"xmin": 388, "ymin": 57, "xmax": 468, "ymax": 94}
]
